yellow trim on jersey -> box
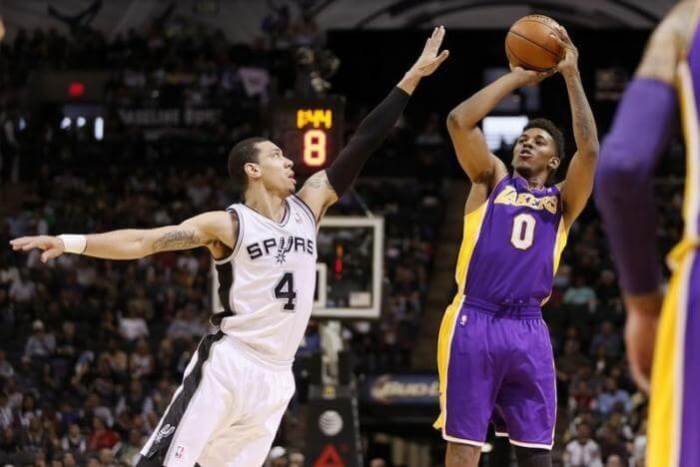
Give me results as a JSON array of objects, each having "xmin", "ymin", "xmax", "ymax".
[
  {"xmin": 541, "ymin": 218, "xmax": 569, "ymax": 306},
  {"xmin": 647, "ymin": 249, "xmax": 695, "ymax": 467},
  {"xmin": 552, "ymin": 218, "xmax": 568, "ymax": 274},
  {"xmin": 677, "ymin": 61, "xmax": 700, "ymax": 244},
  {"xmin": 434, "ymin": 201, "xmax": 489, "ymax": 430}
]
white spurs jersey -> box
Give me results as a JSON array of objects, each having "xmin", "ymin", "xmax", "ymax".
[{"xmin": 213, "ymin": 195, "xmax": 317, "ymax": 365}]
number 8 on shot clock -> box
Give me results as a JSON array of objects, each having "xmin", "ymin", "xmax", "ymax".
[{"xmin": 269, "ymin": 96, "xmax": 346, "ymax": 175}]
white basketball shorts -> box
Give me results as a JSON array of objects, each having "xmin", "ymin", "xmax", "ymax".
[{"xmin": 136, "ymin": 331, "xmax": 295, "ymax": 467}]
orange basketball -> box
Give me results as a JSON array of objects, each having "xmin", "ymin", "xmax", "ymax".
[{"xmin": 505, "ymin": 15, "xmax": 564, "ymax": 72}]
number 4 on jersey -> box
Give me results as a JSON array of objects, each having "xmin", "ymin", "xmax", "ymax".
[{"xmin": 274, "ymin": 272, "xmax": 297, "ymax": 311}]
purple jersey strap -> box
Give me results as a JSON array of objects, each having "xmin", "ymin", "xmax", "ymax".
[{"xmin": 594, "ymin": 78, "xmax": 678, "ymax": 294}]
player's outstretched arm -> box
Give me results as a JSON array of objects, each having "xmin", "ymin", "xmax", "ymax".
[
  {"xmin": 10, "ymin": 211, "xmax": 237, "ymax": 263},
  {"xmin": 552, "ymin": 26, "xmax": 599, "ymax": 227},
  {"xmin": 298, "ymin": 26, "xmax": 450, "ymax": 222},
  {"xmin": 446, "ymin": 66, "xmax": 551, "ymax": 189}
]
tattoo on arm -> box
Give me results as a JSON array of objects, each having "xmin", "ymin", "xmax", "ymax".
[
  {"xmin": 567, "ymin": 75, "xmax": 598, "ymax": 155},
  {"xmin": 305, "ymin": 171, "xmax": 334, "ymax": 190},
  {"xmin": 152, "ymin": 230, "xmax": 201, "ymax": 251}
]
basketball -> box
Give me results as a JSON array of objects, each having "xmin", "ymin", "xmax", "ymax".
[{"xmin": 506, "ymin": 15, "xmax": 564, "ymax": 71}]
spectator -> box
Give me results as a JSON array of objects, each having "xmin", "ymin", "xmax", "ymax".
[
  {"xmin": 60, "ymin": 423, "xmax": 86, "ymax": 456},
  {"xmin": 556, "ymin": 339, "xmax": 590, "ymax": 384},
  {"xmin": 564, "ymin": 423, "xmax": 603, "ymax": 467},
  {"xmin": 288, "ymin": 450, "xmax": 305, "ymax": 467},
  {"xmin": 129, "ymin": 339, "xmax": 155, "ymax": 379},
  {"xmin": 590, "ymin": 321, "xmax": 623, "ymax": 359},
  {"xmin": 0, "ymin": 393, "xmax": 13, "ymax": 429},
  {"xmin": 86, "ymin": 416, "xmax": 119, "ymax": 452},
  {"xmin": 21, "ymin": 417, "xmax": 48, "ymax": 455},
  {"xmin": 569, "ymin": 378, "xmax": 595, "ymax": 413},
  {"xmin": 0, "ymin": 287, "xmax": 15, "ymax": 334},
  {"xmin": 115, "ymin": 428, "xmax": 142, "ymax": 465},
  {"xmin": 62, "ymin": 451, "xmax": 77, "ymax": 467},
  {"xmin": 563, "ymin": 274, "xmax": 597, "ymax": 311},
  {"xmin": 0, "ymin": 426, "xmax": 21, "ymax": 458},
  {"xmin": 0, "ymin": 350, "xmax": 15, "ymax": 379},
  {"xmin": 597, "ymin": 377, "xmax": 631, "ymax": 416},
  {"xmin": 118, "ymin": 308, "xmax": 149, "ymax": 342},
  {"xmin": 97, "ymin": 447, "xmax": 116, "ymax": 465},
  {"xmin": 268, "ymin": 445, "xmax": 288, "ymax": 467},
  {"xmin": 629, "ymin": 420, "xmax": 647, "ymax": 467},
  {"xmin": 18, "ymin": 394, "xmax": 41, "ymax": 428},
  {"xmin": 9, "ymin": 269, "xmax": 36, "ymax": 303},
  {"xmin": 606, "ymin": 454, "xmax": 624, "ymax": 467},
  {"xmin": 54, "ymin": 322, "xmax": 79, "ymax": 362},
  {"xmin": 115, "ymin": 380, "xmax": 146, "ymax": 417},
  {"xmin": 166, "ymin": 306, "xmax": 207, "ymax": 340},
  {"xmin": 24, "ymin": 320, "xmax": 56, "ymax": 361},
  {"xmin": 595, "ymin": 269, "xmax": 619, "ymax": 310},
  {"xmin": 598, "ymin": 423, "xmax": 629, "ymax": 464}
]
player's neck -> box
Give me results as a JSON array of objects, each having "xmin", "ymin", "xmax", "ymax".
[
  {"xmin": 513, "ymin": 171, "xmax": 547, "ymax": 190},
  {"xmin": 244, "ymin": 186, "xmax": 288, "ymax": 223}
]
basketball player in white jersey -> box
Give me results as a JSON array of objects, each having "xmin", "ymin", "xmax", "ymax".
[{"xmin": 10, "ymin": 27, "xmax": 449, "ymax": 467}]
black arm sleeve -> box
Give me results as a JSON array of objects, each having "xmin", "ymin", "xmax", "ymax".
[{"xmin": 326, "ymin": 86, "xmax": 411, "ymax": 196}]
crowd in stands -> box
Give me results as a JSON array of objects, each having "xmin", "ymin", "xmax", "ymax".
[{"xmin": 0, "ymin": 7, "xmax": 689, "ymax": 467}]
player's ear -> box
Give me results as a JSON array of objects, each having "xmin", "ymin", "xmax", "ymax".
[
  {"xmin": 548, "ymin": 157, "xmax": 560, "ymax": 171},
  {"xmin": 244, "ymin": 162, "xmax": 261, "ymax": 180}
]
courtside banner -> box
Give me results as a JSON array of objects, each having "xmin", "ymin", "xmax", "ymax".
[
  {"xmin": 306, "ymin": 398, "xmax": 362, "ymax": 467},
  {"xmin": 361, "ymin": 374, "xmax": 439, "ymax": 406}
]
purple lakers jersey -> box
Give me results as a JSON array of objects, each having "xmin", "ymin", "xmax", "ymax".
[{"xmin": 456, "ymin": 174, "xmax": 568, "ymax": 306}]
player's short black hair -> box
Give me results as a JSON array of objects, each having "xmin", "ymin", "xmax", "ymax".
[
  {"xmin": 227, "ymin": 137, "xmax": 268, "ymax": 189},
  {"xmin": 524, "ymin": 118, "xmax": 566, "ymax": 161}
]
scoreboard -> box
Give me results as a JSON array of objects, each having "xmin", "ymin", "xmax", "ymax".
[{"xmin": 269, "ymin": 96, "xmax": 346, "ymax": 175}]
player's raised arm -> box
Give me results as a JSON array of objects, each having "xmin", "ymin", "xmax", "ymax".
[
  {"xmin": 551, "ymin": 27, "xmax": 599, "ymax": 227},
  {"xmin": 297, "ymin": 26, "xmax": 450, "ymax": 221},
  {"xmin": 446, "ymin": 66, "xmax": 551, "ymax": 190},
  {"xmin": 9, "ymin": 211, "xmax": 237, "ymax": 263}
]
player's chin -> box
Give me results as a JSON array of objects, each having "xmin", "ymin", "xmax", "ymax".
[{"xmin": 513, "ymin": 162, "xmax": 532, "ymax": 176}]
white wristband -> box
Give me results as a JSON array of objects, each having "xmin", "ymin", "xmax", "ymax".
[{"xmin": 58, "ymin": 234, "xmax": 87, "ymax": 254}]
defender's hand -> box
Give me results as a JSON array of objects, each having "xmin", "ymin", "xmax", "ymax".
[
  {"xmin": 10, "ymin": 235, "xmax": 66, "ymax": 263},
  {"xmin": 551, "ymin": 25, "xmax": 579, "ymax": 76},
  {"xmin": 509, "ymin": 64, "xmax": 556, "ymax": 87},
  {"xmin": 407, "ymin": 26, "xmax": 450, "ymax": 78}
]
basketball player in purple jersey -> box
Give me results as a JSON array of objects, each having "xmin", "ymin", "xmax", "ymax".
[
  {"xmin": 435, "ymin": 27, "xmax": 599, "ymax": 467},
  {"xmin": 595, "ymin": 2, "xmax": 700, "ymax": 465}
]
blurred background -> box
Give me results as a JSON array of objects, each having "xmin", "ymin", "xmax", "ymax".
[{"xmin": 0, "ymin": 1, "xmax": 686, "ymax": 466}]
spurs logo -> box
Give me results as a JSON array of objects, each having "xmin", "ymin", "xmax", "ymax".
[
  {"xmin": 154, "ymin": 424, "xmax": 175, "ymax": 444},
  {"xmin": 275, "ymin": 236, "xmax": 294, "ymax": 264}
]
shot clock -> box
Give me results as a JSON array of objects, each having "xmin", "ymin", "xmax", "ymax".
[{"xmin": 269, "ymin": 96, "xmax": 346, "ymax": 175}]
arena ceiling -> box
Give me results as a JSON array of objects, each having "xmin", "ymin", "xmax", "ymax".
[{"xmin": 1, "ymin": 0, "xmax": 680, "ymax": 41}]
